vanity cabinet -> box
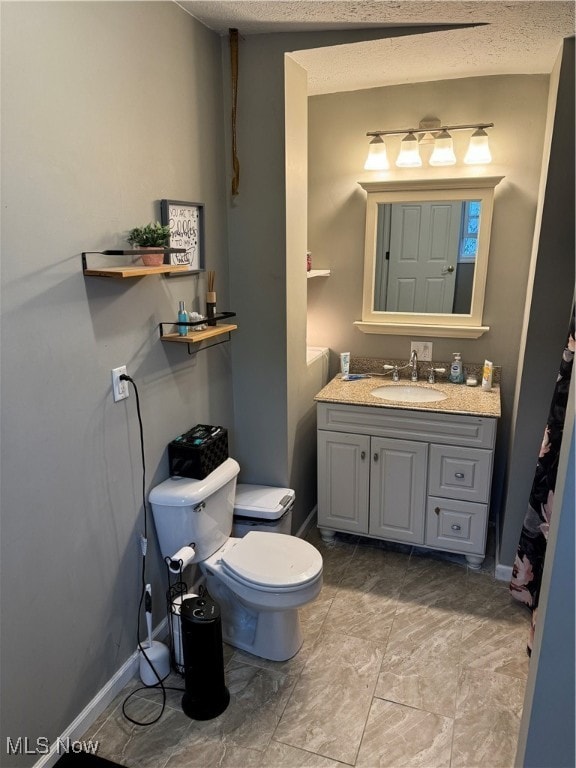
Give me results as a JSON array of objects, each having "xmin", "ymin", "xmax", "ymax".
[{"xmin": 317, "ymin": 402, "xmax": 496, "ymax": 567}]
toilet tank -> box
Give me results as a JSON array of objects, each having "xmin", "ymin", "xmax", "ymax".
[{"xmin": 149, "ymin": 458, "xmax": 240, "ymax": 563}]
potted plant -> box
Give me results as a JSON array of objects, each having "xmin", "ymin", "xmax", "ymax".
[{"xmin": 127, "ymin": 222, "xmax": 171, "ymax": 266}]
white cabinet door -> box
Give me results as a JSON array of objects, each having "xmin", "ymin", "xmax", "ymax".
[
  {"xmin": 369, "ymin": 437, "xmax": 427, "ymax": 544},
  {"xmin": 318, "ymin": 431, "xmax": 370, "ymax": 535}
]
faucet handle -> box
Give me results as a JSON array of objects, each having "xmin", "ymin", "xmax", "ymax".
[
  {"xmin": 427, "ymin": 366, "xmax": 446, "ymax": 384},
  {"xmin": 383, "ymin": 364, "xmax": 400, "ymax": 381}
]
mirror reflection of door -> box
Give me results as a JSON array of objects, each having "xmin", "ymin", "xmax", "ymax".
[{"xmin": 374, "ymin": 201, "xmax": 480, "ymax": 314}]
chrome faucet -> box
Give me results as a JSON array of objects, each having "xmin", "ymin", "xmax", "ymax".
[{"xmin": 410, "ymin": 350, "xmax": 418, "ymax": 382}]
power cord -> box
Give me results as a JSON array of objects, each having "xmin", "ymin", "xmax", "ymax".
[{"xmin": 118, "ymin": 374, "xmax": 184, "ymax": 726}]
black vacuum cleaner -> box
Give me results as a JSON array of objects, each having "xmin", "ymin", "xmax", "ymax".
[{"xmin": 180, "ymin": 587, "xmax": 230, "ymax": 720}]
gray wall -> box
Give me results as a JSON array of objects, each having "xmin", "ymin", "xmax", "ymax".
[
  {"xmin": 224, "ymin": 25, "xmax": 452, "ymax": 532},
  {"xmin": 1, "ymin": 2, "xmax": 230, "ymax": 763},
  {"xmin": 516, "ymin": 373, "xmax": 575, "ymax": 767},
  {"xmin": 500, "ymin": 37, "xmax": 575, "ymax": 565}
]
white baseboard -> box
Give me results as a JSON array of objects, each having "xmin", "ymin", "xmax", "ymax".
[
  {"xmin": 34, "ymin": 617, "xmax": 168, "ymax": 768},
  {"xmin": 296, "ymin": 505, "xmax": 317, "ymax": 538},
  {"xmin": 495, "ymin": 563, "xmax": 513, "ymax": 582}
]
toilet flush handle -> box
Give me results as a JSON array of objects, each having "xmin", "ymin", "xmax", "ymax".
[{"xmin": 193, "ymin": 501, "xmax": 205, "ymax": 513}]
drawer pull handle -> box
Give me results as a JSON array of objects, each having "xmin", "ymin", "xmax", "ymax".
[
  {"xmin": 361, "ymin": 451, "xmax": 366, "ymax": 460},
  {"xmin": 451, "ymin": 524, "xmax": 462, "ymax": 531},
  {"xmin": 435, "ymin": 507, "xmax": 440, "ymax": 516},
  {"xmin": 455, "ymin": 472, "xmax": 465, "ymax": 479}
]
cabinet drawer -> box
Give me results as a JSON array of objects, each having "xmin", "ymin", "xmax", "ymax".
[
  {"xmin": 428, "ymin": 445, "xmax": 493, "ymax": 503},
  {"xmin": 426, "ymin": 497, "xmax": 488, "ymax": 555},
  {"xmin": 317, "ymin": 402, "xmax": 496, "ymax": 449}
]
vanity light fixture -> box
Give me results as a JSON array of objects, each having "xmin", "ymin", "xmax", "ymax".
[
  {"xmin": 429, "ymin": 129, "xmax": 456, "ymax": 166},
  {"xmin": 395, "ymin": 132, "xmax": 422, "ymax": 168},
  {"xmin": 365, "ymin": 119, "xmax": 494, "ymax": 169},
  {"xmin": 464, "ymin": 127, "xmax": 492, "ymax": 165},
  {"xmin": 364, "ymin": 135, "xmax": 389, "ymax": 170}
]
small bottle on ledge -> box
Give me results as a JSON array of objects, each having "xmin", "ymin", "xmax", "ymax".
[{"xmin": 178, "ymin": 301, "xmax": 188, "ymax": 336}]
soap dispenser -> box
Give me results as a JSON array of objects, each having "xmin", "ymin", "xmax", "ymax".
[{"xmin": 449, "ymin": 353, "xmax": 464, "ymax": 384}]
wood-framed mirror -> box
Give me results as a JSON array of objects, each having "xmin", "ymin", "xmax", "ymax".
[{"xmin": 355, "ymin": 176, "xmax": 504, "ymax": 338}]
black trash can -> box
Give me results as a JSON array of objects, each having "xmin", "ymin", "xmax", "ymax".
[{"xmin": 180, "ymin": 588, "xmax": 230, "ymax": 720}]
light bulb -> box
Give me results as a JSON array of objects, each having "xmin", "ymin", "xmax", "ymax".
[
  {"xmin": 429, "ymin": 129, "xmax": 456, "ymax": 166},
  {"xmin": 364, "ymin": 135, "xmax": 389, "ymax": 170},
  {"xmin": 396, "ymin": 133, "xmax": 422, "ymax": 168},
  {"xmin": 464, "ymin": 128, "xmax": 492, "ymax": 165}
]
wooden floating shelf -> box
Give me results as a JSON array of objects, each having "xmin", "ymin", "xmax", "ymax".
[
  {"xmin": 82, "ymin": 248, "xmax": 190, "ymax": 278},
  {"xmin": 83, "ymin": 264, "xmax": 191, "ymax": 278},
  {"xmin": 161, "ymin": 324, "xmax": 238, "ymax": 345}
]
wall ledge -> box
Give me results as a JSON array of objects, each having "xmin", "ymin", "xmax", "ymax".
[{"xmin": 354, "ymin": 321, "xmax": 490, "ymax": 339}]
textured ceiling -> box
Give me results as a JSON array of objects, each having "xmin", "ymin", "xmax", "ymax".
[{"xmin": 178, "ymin": 1, "xmax": 575, "ymax": 94}]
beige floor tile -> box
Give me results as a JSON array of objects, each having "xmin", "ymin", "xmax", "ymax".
[
  {"xmin": 175, "ymin": 660, "xmax": 298, "ymax": 752},
  {"xmin": 375, "ymin": 610, "xmax": 462, "ymax": 717},
  {"xmin": 263, "ymin": 740, "xmax": 348, "ymax": 767},
  {"xmin": 274, "ymin": 631, "xmax": 383, "ymax": 764},
  {"xmin": 355, "ymin": 698, "xmax": 453, "ymax": 768},
  {"xmin": 386, "ymin": 602, "xmax": 463, "ymax": 653},
  {"xmin": 451, "ymin": 709, "xmax": 521, "ymax": 768},
  {"xmin": 460, "ymin": 616, "xmax": 531, "ymax": 679},
  {"xmin": 375, "ymin": 651, "xmax": 460, "ymax": 718},
  {"xmin": 165, "ymin": 740, "xmax": 265, "ymax": 768},
  {"xmin": 91, "ymin": 698, "xmax": 193, "ymax": 767},
  {"xmin": 456, "ymin": 667, "xmax": 526, "ymax": 719},
  {"xmin": 322, "ymin": 567, "xmax": 401, "ymax": 644},
  {"xmin": 310, "ymin": 533, "xmax": 357, "ymax": 599},
  {"xmin": 399, "ymin": 557, "xmax": 469, "ymax": 612}
]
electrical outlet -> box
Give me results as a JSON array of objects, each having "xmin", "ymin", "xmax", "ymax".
[
  {"xmin": 111, "ymin": 366, "xmax": 129, "ymax": 402},
  {"xmin": 410, "ymin": 341, "xmax": 433, "ymax": 362}
]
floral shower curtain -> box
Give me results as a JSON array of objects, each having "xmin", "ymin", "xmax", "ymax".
[{"xmin": 510, "ymin": 303, "xmax": 575, "ymax": 655}]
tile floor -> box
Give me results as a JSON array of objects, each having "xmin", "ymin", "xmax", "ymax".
[{"xmin": 85, "ymin": 526, "xmax": 530, "ymax": 768}]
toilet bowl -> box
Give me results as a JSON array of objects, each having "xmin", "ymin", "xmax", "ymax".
[
  {"xmin": 202, "ymin": 533, "xmax": 322, "ymax": 660},
  {"xmin": 149, "ymin": 461, "xmax": 323, "ymax": 661}
]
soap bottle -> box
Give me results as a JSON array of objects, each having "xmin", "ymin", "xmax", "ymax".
[
  {"xmin": 178, "ymin": 301, "xmax": 188, "ymax": 336},
  {"xmin": 449, "ymin": 352, "xmax": 464, "ymax": 384}
]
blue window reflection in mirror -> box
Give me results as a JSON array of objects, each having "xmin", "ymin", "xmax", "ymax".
[{"xmin": 459, "ymin": 200, "xmax": 481, "ymax": 262}]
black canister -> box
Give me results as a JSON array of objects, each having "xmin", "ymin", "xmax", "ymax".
[{"xmin": 180, "ymin": 588, "xmax": 230, "ymax": 720}]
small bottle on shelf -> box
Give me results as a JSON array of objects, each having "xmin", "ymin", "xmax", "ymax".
[{"xmin": 206, "ymin": 291, "xmax": 216, "ymax": 326}]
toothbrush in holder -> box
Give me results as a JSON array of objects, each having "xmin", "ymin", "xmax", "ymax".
[{"xmin": 206, "ymin": 271, "xmax": 216, "ymax": 326}]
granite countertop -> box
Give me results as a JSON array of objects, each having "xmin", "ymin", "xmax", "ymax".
[{"xmin": 315, "ymin": 361, "xmax": 501, "ymax": 419}]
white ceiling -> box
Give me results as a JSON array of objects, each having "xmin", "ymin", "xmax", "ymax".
[{"xmin": 178, "ymin": 1, "xmax": 575, "ymax": 94}]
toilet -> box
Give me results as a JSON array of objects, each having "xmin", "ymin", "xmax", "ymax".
[{"xmin": 149, "ymin": 458, "xmax": 323, "ymax": 661}]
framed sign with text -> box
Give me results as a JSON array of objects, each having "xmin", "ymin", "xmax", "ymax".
[{"xmin": 160, "ymin": 199, "xmax": 205, "ymax": 272}]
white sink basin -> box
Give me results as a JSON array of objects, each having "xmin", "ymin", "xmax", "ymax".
[{"xmin": 371, "ymin": 384, "xmax": 448, "ymax": 403}]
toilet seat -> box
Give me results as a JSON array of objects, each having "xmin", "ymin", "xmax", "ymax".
[{"xmin": 221, "ymin": 531, "xmax": 322, "ymax": 590}]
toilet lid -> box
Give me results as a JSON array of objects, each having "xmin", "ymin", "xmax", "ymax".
[{"xmin": 221, "ymin": 532, "xmax": 322, "ymax": 588}]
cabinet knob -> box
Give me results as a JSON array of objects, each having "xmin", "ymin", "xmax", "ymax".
[
  {"xmin": 435, "ymin": 507, "xmax": 440, "ymax": 516},
  {"xmin": 455, "ymin": 472, "xmax": 465, "ymax": 479},
  {"xmin": 451, "ymin": 524, "xmax": 462, "ymax": 531},
  {"xmin": 361, "ymin": 451, "xmax": 366, "ymax": 460},
  {"xmin": 373, "ymin": 453, "xmax": 379, "ymax": 462}
]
